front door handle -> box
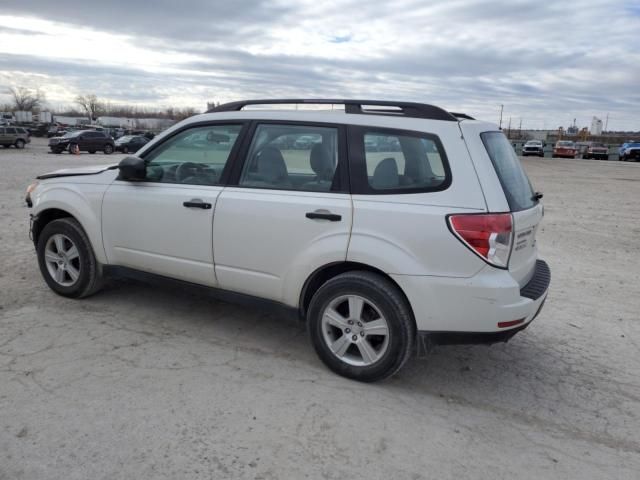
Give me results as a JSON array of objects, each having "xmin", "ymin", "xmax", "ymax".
[
  {"xmin": 306, "ymin": 211, "xmax": 342, "ymax": 221},
  {"xmin": 183, "ymin": 199, "xmax": 212, "ymax": 209}
]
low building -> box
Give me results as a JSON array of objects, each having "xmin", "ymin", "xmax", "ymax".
[{"xmin": 96, "ymin": 116, "xmax": 175, "ymax": 130}]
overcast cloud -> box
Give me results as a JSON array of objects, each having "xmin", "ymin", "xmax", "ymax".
[{"xmin": 0, "ymin": 0, "xmax": 639, "ymax": 129}]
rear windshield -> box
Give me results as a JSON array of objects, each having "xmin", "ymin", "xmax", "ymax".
[{"xmin": 481, "ymin": 131, "xmax": 536, "ymax": 212}]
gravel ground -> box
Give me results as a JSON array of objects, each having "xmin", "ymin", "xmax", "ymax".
[{"xmin": 1, "ymin": 138, "xmax": 639, "ymax": 479}]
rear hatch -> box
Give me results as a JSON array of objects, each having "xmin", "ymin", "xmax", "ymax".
[{"xmin": 481, "ymin": 132, "xmax": 543, "ymax": 287}]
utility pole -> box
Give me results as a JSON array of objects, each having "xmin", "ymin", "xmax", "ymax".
[
  {"xmin": 507, "ymin": 117, "xmax": 512, "ymax": 138},
  {"xmin": 499, "ymin": 104, "xmax": 504, "ymax": 129},
  {"xmin": 604, "ymin": 113, "xmax": 609, "ymax": 132},
  {"xmin": 518, "ymin": 118, "xmax": 522, "ymax": 137}
]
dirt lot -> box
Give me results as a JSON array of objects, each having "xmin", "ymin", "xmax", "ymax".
[{"xmin": 1, "ymin": 138, "xmax": 639, "ymax": 479}]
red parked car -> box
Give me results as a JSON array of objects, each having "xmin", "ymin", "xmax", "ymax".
[{"xmin": 553, "ymin": 140, "xmax": 576, "ymax": 158}]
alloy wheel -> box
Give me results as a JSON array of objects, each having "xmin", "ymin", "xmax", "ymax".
[
  {"xmin": 44, "ymin": 234, "xmax": 81, "ymax": 286},
  {"xmin": 321, "ymin": 294, "xmax": 390, "ymax": 366}
]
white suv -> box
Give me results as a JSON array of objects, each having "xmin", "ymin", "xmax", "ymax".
[{"xmin": 26, "ymin": 99, "xmax": 550, "ymax": 382}]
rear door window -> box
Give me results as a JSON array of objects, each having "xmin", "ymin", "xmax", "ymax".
[
  {"xmin": 238, "ymin": 124, "xmax": 342, "ymax": 192},
  {"xmin": 481, "ymin": 131, "xmax": 536, "ymax": 211}
]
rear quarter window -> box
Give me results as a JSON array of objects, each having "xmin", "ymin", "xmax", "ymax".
[
  {"xmin": 351, "ymin": 126, "xmax": 451, "ymax": 194},
  {"xmin": 481, "ymin": 131, "xmax": 536, "ymax": 212}
]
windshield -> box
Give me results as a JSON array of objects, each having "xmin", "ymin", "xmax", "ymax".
[
  {"xmin": 557, "ymin": 141, "xmax": 574, "ymax": 147},
  {"xmin": 63, "ymin": 131, "xmax": 81, "ymax": 138},
  {"xmin": 117, "ymin": 136, "xmax": 133, "ymax": 142},
  {"xmin": 525, "ymin": 141, "xmax": 541, "ymax": 145},
  {"xmin": 481, "ymin": 131, "xmax": 536, "ymax": 212}
]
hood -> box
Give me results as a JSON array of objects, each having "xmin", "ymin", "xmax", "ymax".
[{"xmin": 37, "ymin": 164, "xmax": 117, "ymax": 180}]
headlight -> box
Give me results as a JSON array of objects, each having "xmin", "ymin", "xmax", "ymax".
[
  {"xmin": 26, "ymin": 181, "xmax": 39, "ymax": 196},
  {"xmin": 25, "ymin": 181, "xmax": 39, "ymax": 207}
]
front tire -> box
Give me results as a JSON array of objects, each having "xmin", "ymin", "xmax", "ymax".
[
  {"xmin": 103, "ymin": 144, "xmax": 113, "ymax": 154},
  {"xmin": 122, "ymin": 146, "xmax": 129, "ymax": 154},
  {"xmin": 15, "ymin": 139, "xmax": 25, "ymax": 149},
  {"xmin": 307, "ymin": 271, "xmax": 415, "ymax": 382},
  {"xmin": 36, "ymin": 218, "xmax": 103, "ymax": 298}
]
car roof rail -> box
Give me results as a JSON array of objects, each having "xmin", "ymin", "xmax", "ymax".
[
  {"xmin": 207, "ymin": 99, "xmax": 458, "ymax": 122},
  {"xmin": 449, "ymin": 112, "xmax": 475, "ymax": 120}
]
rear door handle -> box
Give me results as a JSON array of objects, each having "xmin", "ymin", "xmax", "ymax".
[
  {"xmin": 183, "ymin": 199, "xmax": 212, "ymax": 209},
  {"xmin": 305, "ymin": 211, "xmax": 342, "ymax": 221}
]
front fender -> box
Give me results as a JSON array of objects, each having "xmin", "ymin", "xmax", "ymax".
[{"xmin": 31, "ymin": 183, "xmax": 108, "ymax": 264}]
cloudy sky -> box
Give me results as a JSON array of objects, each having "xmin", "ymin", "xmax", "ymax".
[{"xmin": 0, "ymin": 0, "xmax": 639, "ymax": 130}]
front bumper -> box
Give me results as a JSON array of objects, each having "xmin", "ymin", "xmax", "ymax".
[
  {"xmin": 392, "ymin": 260, "xmax": 550, "ymax": 340},
  {"xmin": 523, "ymin": 149, "xmax": 543, "ymax": 155}
]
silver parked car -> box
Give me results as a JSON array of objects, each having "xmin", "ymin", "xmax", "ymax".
[{"xmin": 0, "ymin": 126, "xmax": 31, "ymax": 149}]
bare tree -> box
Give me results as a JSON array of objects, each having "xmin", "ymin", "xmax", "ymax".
[
  {"xmin": 75, "ymin": 94, "xmax": 104, "ymax": 122},
  {"xmin": 8, "ymin": 86, "xmax": 45, "ymax": 111},
  {"xmin": 173, "ymin": 107, "xmax": 197, "ymax": 121}
]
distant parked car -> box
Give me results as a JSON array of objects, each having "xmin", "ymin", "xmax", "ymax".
[
  {"xmin": 0, "ymin": 126, "xmax": 31, "ymax": 149},
  {"xmin": 114, "ymin": 135, "xmax": 149, "ymax": 153},
  {"xmin": 553, "ymin": 140, "xmax": 576, "ymax": 158},
  {"xmin": 47, "ymin": 125, "xmax": 68, "ymax": 138},
  {"xmin": 293, "ymin": 135, "xmax": 320, "ymax": 149},
  {"xmin": 49, "ymin": 130, "xmax": 115, "ymax": 154},
  {"xmin": 522, "ymin": 140, "xmax": 544, "ymax": 157},
  {"xmin": 581, "ymin": 142, "xmax": 609, "ymax": 160},
  {"xmin": 619, "ymin": 142, "xmax": 640, "ymax": 161}
]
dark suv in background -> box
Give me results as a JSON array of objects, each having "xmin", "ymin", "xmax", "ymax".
[
  {"xmin": 114, "ymin": 135, "xmax": 149, "ymax": 153},
  {"xmin": 49, "ymin": 130, "xmax": 115, "ymax": 154}
]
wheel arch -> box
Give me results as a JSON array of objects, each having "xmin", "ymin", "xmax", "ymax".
[
  {"xmin": 32, "ymin": 208, "xmax": 75, "ymax": 245},
  {"xmin": 298, "ymin": 261, "xmax": 415, "ymax": 321}
]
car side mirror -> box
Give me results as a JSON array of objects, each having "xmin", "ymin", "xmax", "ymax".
[{"xmin": 117, "ymin": 156, "xmax": 146, "ymax": 181}]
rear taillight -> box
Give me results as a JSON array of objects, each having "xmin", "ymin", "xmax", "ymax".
[{"xmin": 448, "ymin": 213, "xmax": 513, "ymax": 268}]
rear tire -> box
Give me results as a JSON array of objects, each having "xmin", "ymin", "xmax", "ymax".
[
  {"xmin": 307, "ymin": 271, "xmax": 415, "ymax": 382},
  {"xmin": 36, "ymin": 218, "xmax": 103, "ymax": 298}
]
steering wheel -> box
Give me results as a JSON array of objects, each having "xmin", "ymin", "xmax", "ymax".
[{"xmin": 175, "ymin": 162, "xmax": 206, "ymax": 183}]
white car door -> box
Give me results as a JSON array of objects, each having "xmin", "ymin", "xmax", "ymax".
[
  {"xmin": 102, "ymin": 123, "xmax": 247, "ymax": 287},
  {"xmin": 213, "ymin": 122, "xmax": 352, "ymax": 305}
]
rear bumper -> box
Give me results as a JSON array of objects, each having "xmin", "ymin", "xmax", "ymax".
[{"xmin": 392, "ymin": 259, "xmax": 550, "ymax": 337}]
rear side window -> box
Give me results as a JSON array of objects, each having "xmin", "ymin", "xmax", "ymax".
[
  {"xmin": 481, "ymin": 131, "xmax": 535, "ymax": 211},
  {"xmin": 357, "ymin": 129, "xmax": 449, "ymax": 193}
]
